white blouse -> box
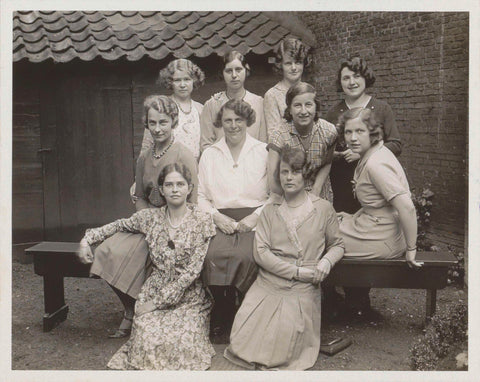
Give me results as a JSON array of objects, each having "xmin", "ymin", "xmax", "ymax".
[{"xmin": 198, "ymin": 134, "xmax": 269, "ymax": 215}]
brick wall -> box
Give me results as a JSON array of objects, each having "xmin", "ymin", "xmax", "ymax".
[{"xmin": 298, "ymin": 11, "xmax": 468, "ymax": 250}]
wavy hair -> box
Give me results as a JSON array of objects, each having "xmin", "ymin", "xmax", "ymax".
[
  {"xmin": 142, "ymin": 95, "xmax": 179, "ymax": 130},
  {"xmin": 272, "ymin": 38, "xmax": 312, "ymax": 73},
  {"xmin": 157, "ymin": 58, "xmax": 205, "ymax": 90},
  {"xmin": 214, "ymin": 99, "xmax": 256, "ymax": 128},
  {"xmin": 283, "ymin": 82, "xmax": 321, "ymax": 123},
  {"xmin": 337, "ymin": 107, "xmax": 383, "ymax": 146},
  {"xmin": 336, "ymin": 56, "xmax": 376, "ymax": 92}
]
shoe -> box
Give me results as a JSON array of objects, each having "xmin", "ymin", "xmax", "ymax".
[{"xmin": 108, "ymin": 315, "xmax": 133, "ymax": 338}]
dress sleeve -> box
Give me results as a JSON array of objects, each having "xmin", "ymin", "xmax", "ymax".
[
  {"xmin": 380, "ymin": 101, "xmax": 402, "ymax": 156},
  {"xmin": 199, "ymin": 99, "xmax": 217, "ymax": 152},
  {"xmin": 257, "ymin": 100, "xmax": 268, "ymax": 143},
  {"xmin": 266, "ymin": 128, "xmax": 285, "ymax": 153},
  {"xmin": 322, "ymin": 204, "xmax": 345, "ymax": 265},
  {"xmin": 368, "ymin": 159, "xmax": 409, "ymax": 202},
  {"xmin": 179, "ymin": 148, "xmax": 199, "ymax": 204},
  {"xmin": 263, "ymin": 91, "xmax": 282, "ymax": 140},
  {"xmin": 151, "ymin": 213, "xmax": 216, "ymax": 308},
  {"xmin": 253, "ymin": 206, "xmax": 298, "ymax": 280},
  {"xmin": 197, "ymin": 151, "xmax": 216, "ymax": 214},
  {"xmin": 134, "ymin": 152, "xmax": 148, "ymax": 203},
  {"xmin": 323, "ymin": 121, "xmax": 339, "ymax": 165},
  {"xmin": 84, "ymin": 211, "xmax": 145, "ymax": 246}
]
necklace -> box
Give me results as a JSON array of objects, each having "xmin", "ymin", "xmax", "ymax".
[
  {"xmin": 298, "ymin": 132, "xmax": 311, "ymax": 138},
  {"xmin": 286, "ymin": 193, "xmax": 308, "ymax": 208},
  {"xmin": 166, "ymin": 208, "xmax": 189, "ymax": 229},
  {"xmin": 172, "ymin": 96, "xmax": 192, "ymax": 115},
  {"xmin": 152, "ymin": 137, "xmax": 174, "ymax": 159}
]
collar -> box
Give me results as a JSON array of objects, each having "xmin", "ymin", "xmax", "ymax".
[
  {"xmin": 272, "ymin": 192, "xmax": 322, "ymax": 206},
  {"xmin": 354, "ymin": 140, "xmax": 384, "ymax": 181},
  {"xmin": 287, "ymin": 120, "xmax": 319, "ymax": 137},
  {"xmin": 209, "ymin": 133, "xmax": 263, "ymax": 160}
]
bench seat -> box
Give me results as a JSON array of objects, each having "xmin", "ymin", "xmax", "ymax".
[{"xmin": 26, "ymin": 241, "xmax": 458, "ymax": 332}]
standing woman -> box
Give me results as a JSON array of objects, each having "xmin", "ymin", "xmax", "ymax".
[
  {"xmin": 326, "ymin": 56, "xmax": 402, "ymax": 214},
  {"xmin": 200, "ymin": 50, "xmax": 266, "ymax": 151},
  {"xmin": 267, "ymin": 82, "xmax": 337, "ymax": 202},
  {"xmin": 263, "ymin": 38, "xmax": 311, "ymax": 136},
  {"xmin": 141, "ymin": 59, "xmax": 205, "ymax": 160},
  {"xmin": 91, "ymin": 95, "xmax": 198, "ymax": 338},
  {"xmin": 78, "ymin": 163, "xmax": 216, "ymax": 370}
]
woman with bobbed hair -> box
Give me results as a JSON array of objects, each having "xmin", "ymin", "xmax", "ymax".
[
  {"xmin": 337, "ymin": 107, "xmax": 421, "ymax": 319},
  {"xmin": 326, "ymin": 56, "xmax": 402, "ymax": 214},
  {"xmin": 90, "ymin": 95, "xmax": 198, "ymax": 338},
  {"xmin": 198, "ymin": 99, "xmax": 269, "ymax": 340},
  {"xmin": 200, "ymin": 50, "xmax": 266, "ymax": 151},
  {"xmin": 263, "ymin": 38, "xmax": 311, "ymax": 136},
  {"xmin": 141, "ymin": 59, "xmax": 205, "ymax": 160},
  {"xmin": 224, "ymin": 145, "xmax": 344, "ymax": 370},
  {"xmin": 267, "ymin": 81, "xmax": 337, "ymax": 202}
]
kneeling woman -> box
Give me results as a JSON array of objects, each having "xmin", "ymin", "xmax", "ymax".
[
  {"xmin": 224, "ymin": 146, "xmax": 344, "ymax": 370},
  {"xmin": 77, "ymin": 163, "xmax": 216, "ymax": 370},
  {"xmin": 337, "ymin": 108, "xmax": 422, "ymax": 317}
]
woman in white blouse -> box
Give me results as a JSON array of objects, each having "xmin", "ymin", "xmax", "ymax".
[{"xmin": 198, "ymin": 99, "xmax": 269, "ymax": 341}]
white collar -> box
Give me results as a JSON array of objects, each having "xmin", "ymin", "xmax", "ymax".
[{"xmin": 210, "ymin": 133, "xmax": 263, "ymax": 163}]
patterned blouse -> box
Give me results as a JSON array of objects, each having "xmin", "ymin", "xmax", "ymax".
[{"xmin": 267, "ymin": 119, "xmax": 338, "ymax": 202}]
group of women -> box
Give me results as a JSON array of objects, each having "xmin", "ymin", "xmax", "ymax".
[{"xmin": 76, "ymin": 37, "xmax": 421, "ymax": 371}]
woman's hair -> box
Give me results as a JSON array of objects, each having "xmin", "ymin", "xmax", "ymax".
[
  {"xmin": 283, "ymin": 82, "xmax": 321, "ymax": 122},
  {"xmin": 157, "ymin": 162, "xmax": 193, "ymax": 201},
  {"xmin": 214, "ymin": 99, "xmax": 256, "ymax": 128},
  {"xmin": 221, "ymin": 50, "xmax": 251, "ymax": 77},
  {"xmin": 336, "ymin": 56, "xmax": 376, "ymax": 92},
  {"xmin": 272, "ymin": 38, "xmax": 312, "ymax": 73},
  {"xmin": 275, "ymin": 145, "xmax": 307, "ymax": 185},
  {"xmin": 142, "ymin": 95, "xmax": 179, "ymax": 130},
  {"xmin": 157, "ymin": 58, "xmax": 205, "ymax": 90},
  {"xmin": 337, "ymin": 107, "xmax": 383, "ymax": 146}
]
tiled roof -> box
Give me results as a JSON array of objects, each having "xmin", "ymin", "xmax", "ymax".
[{"xmin": 13, "ymin": 11, "xmax": 314, "ymax": 63}]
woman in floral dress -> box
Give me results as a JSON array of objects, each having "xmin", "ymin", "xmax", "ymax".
[{"xmin": 77, "ymin": 163, "xmax": 216, "ymax": 370}]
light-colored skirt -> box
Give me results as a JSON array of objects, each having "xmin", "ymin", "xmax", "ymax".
[
  {"xmin": 90, "ymin": 232, "xmax": 153, "ymax": 299},
  {"xmin": 224, "ymin": 274, "xmax": 322, "ymax": 370}
]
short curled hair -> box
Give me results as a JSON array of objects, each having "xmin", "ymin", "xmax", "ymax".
[
  {"xmin": 221, "ymin": 50, "xmax": 251, "ymax": 78},
  {"xmin": 157, "ymin": 162, "xmax": 193, "ymax": 202},
  {"xmin": 214, "ymin": 99, "xmax": 256, "ymax": 128},
  {"xmin": 337, "ymin": 107, "xmax": 383, "ymax": 146},
  {"xmin": 157, "ymin": 59, "xmax": 205, "ymax": 90},
  {"xmin": 143, "ymin": 95, "xmax": 179, "ymax": 130},
  {"xmin": 284, "ymin": 82, "xmax": 321, "ymax": 123},
  {"xmin": 276, "ymin": 145, "xmax": 307, "ymax": 186},
  {"xmin": 336, "ymin": 56, "xmax": 376, "ymax": 92},
  {"xmin": 272, "ymin": 38, "xmax": 312, "ymax": 73}
]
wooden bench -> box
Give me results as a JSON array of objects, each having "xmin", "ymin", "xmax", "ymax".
[{"xmin": 25, "ymin": 241, "xmax": 458, "ymax": 332}]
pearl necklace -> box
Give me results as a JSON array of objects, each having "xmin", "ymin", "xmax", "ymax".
[
  {"xmin": 166, "ymin": 208, "xmax": 189, "ymax": 229},
  {"xmin": 172, "ymin": 96, "xmax": 192, "ymax": 115},
  {"xmin": 152, "ymin": 137, "xmax": 174, "ymax": 159}
]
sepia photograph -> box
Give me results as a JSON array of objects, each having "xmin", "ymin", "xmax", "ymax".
[{"xmin": 1, "ymin": 0, "xmax": 478, "ymax": 380}]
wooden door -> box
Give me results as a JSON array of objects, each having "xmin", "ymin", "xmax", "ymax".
[{"xmin": 41, "ymin": 66, "xmax": 135, "ymax": 241}]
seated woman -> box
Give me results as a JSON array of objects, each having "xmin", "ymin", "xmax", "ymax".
[
  {"xmin": 142, "ymin": 58, "xmax": 205, "ymax": 160},
  {"xmin": 198, "ymin": 99, "xmax": 269, "ymax": 339},
  {"xmin": 263, "ymin": 38, "xmax": 311, "ymax": 136},
  {"xmin": 224, "ymin": 146, "xmax": 344, "ymax": 370},
  {"xmin": 337, "ymin": 108, "xmax": 421, "ymax": 319},
  {"xmin": 77, "ymin": 163, "xmax": 216, "ymax": 370},
  {"xmin": 267, "ymin": 82, "xmax": 337, "ymax": 202},
  {"xmin": 91, "ymin": 95, "xmax": 198, "ymax": 338}
]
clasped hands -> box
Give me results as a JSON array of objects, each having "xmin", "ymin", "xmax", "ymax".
[
  {"xmin": 295, "ymin": 258, "xmax": 332, "ymax": 285},
  {"xmin": 213, "ymin": 211, "xmax": 258, "ymax": 235}
]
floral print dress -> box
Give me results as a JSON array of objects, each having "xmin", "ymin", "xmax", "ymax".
[{"xmin": 84, "ymin": 204, "xmax": 216, "ymax": 370}]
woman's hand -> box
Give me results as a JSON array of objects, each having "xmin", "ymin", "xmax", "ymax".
[
  {"xmin": 76, "ymin": 238, "xmax": 93, "ymax": 264},
  {"xmin": 135, "ymin": 300, "xmax": 157, "ymax": 316},
  {"xmin": 406, "ymin": 249, "xmax": 423, "ymax": 269},
  {"xmin": 213, "ymin": 212, "xmax": 238, "ymax": 235},
  {"xmin": 236, "ymin": 213, "xmax": 259, "ymax": 233},
  {"xmin": 316, "ymin": 258, "xmax": 332, "ymax": 282},
  {"xmin": 295, "ymin": 267, "xmax": 315, "ymax": 283},
  {"xmin": 333, "ymin": 150, "xmax": 344, "ymax": 161},
  {"xmin": 342, "ymin": 149, "xmax": 361, "ymax": 163}
]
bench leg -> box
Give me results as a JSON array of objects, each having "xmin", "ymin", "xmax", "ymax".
[
  {"xmin": 426, "ymin": 289, "xmax": 437, "ymax": 321},
  {"xmin": 42, "ymin": 274, "xmax": 69, "ymax": 332}
]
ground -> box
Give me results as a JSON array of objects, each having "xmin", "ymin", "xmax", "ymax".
[{"xmin": 11, "ymin": 261, "xmax": 467, "ymax": 371}]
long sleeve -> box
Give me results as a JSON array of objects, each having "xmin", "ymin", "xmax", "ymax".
[
  {"xmin": 134, "ymin": 151, "xmax": 151, "ymax": 210},
  {"xmin": 199, "ymin": 99, "xmax": 218, "ymax": 152},
  {"xmin": 197, "ymin": 152, "xmax": 216, "ymax": 214},
  {"xmin": 264, "ymin": 91, "xmax": 283, "ymax": 138},
  {"xmin": 379, "ymin": 101, "xmax": 402, "ymax": 156},
  {"xmin": 84, "ymin": 211, "xmax": 144, "ymax": 246},
  {"xmin": 322, "ymin": 204, "xmax": 345, "ymax": 266},
  {"xmin": 253, "ymin": 207, "xmax": 298, "ymax": 280},
  {"xmin": 151, "ymin": 216, "xmax": 216, "ymax": 308},
  {"xmin": 140, "ymin": 129, "xmax": 154, "ymax": 155},
  {"xmin": 257, "ymin": 104, "xmax": 268, "ymax": 143}
]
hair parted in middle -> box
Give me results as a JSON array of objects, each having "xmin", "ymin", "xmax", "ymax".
[
  {"xmin": 157, "ymin": 58, "xmax": 206, "ymax": 90},
  {"xmin": 336, "ymin": 56, "xmax": 376, "ymax": 92},
  {"xmin": 221, "ymin": 50, "xmax": 251, "ymax": 77},
  {"xmin": 283, "ymin": 81, "xmax": 321, "ymax": 123},
  {"xmin": 157, "ymin": 162, "xmax": 193, "ymax": 201},
  {"xmin": 272, "ymin": 38, "xmax": 312, "ymax": 73},
  {"xmin": 337, "ymin": 107, "xmax": 384, "ymax": 146},
  {"xmin": 214, "ymin": 99, "xmax": 256, "ymax": 128},
  {"xmin": 142, "ymin": 95, "xmax": 179, "ymax": 130}
]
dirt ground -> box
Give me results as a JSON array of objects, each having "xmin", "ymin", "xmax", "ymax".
[{"xmin": 11, "ymin": 261, "xmax": 467, "ymax": 371}]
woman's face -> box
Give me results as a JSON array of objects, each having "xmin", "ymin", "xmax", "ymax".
[
  {"xmin": 161, "ymin": 171, "xmax": 192, "ymax": 208},
  {"xmin": 221, "ymin": 108, "xmax": 247, "ymax": 146},
  {"xmin": 171, "ymin": 69, "xmax": 194, "ymax": 100},
  {"xmin": 147, "ymin": 108, "xmax": 173, "ymax": 145},
  {"xmin": 282, "ymin": 56, "xmax": 304, "ymax": 84},
  {"xmin": 344, "ymin": 117, "xmax": 372, "ymax": 156},
  {"xmin": 340, "ymin": 67, "xmax": 366, "ymax": 99},
  {"xmin": 279, "ymin": 160, "xmax": 305, "ymax": 196},
  {"xmin": 290, "ymin": 92, "xmax": 316, "ymax": 130},
  {"xmin": 223, "ymin": 58, "xmax": 246, "ymax": 91}
]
